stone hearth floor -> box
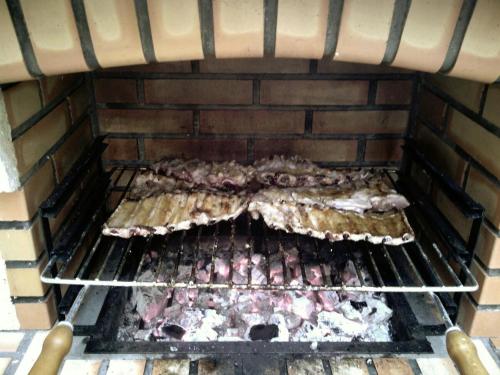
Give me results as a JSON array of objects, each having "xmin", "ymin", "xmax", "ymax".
[{"xmin": 0, "ymin": 331, "xmax": 499, "ymax": 374}]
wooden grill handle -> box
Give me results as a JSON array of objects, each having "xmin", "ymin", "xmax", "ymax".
[
  {"xmin": 28, "ymin": 322, "xmax": 73, "ymax": 375},
  {"xmin": 446, "ymin": 327, "xmax": 488, "ymax": 375}
]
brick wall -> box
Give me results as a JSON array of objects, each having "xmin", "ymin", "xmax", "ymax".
[
  {"xmin": 412, "ymin": 74, "xmax": 500, "ymax": 337},
  {"xmin": 0, "ymin": 74, "xmax": 93, "ymax": 329},
  {"xmin": 94, "ymin": 59, "xmax": 414, "ymax": 167}
]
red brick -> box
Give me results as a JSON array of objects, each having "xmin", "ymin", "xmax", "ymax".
[
  {"xmin": 67, "ymin": 85, "xmax": 89, "ymax": 122},
  {"xmin": 199, "ymin": 58, "xmax": 310, "ymax": 73},
  {"xmin": 144, "ymin": 79, "xmax": 253, "ymax": 105},
  {"xmin": 317, "ymin": 61, "xmax": 412, "ymax": 74},
  {"xmin": 465, "ymin": 168, "xmax": 500, "ymax": 228},
  {"xmin": 415, "ymin": 123, "xmax": 467, "ymax": 184},
  {"xmin": 260, "ymin": 80, "xmax": 369, "ymax": 105},
  {"xmin": 98, "ymin": 109, "xmax": 193, "ymax": 134},
  {"xmin": 39, "ymin": 74, "xmax": 79, "ymax": 104},
  {"xmin": 144, "ymin": 139, "xmax": 247, "ymax": 162},
  {"xmin": 475, "ymin": 223, "xmax": 500, "ymax": 269},
  {"xmin": 51, "ymin": 119, "xmax": 93, "ymax": 182},
  {"xmin": 103, "ymin": 61, "xmax": 192, "ymax": 73},
  {"xmin": 364, "ymin": 139, "xmax": 403, "ymax": 161},
  {"xmin": 103, "ymin": 138, "xmax": 138, "ymax": 160},
  {"xmin": 313, "ymin": 111, "xmax": 408, "ymax": 134},
  {"xmin": 375, "ymin": 80, "xmax": 413, "ymax": 105},
  {"xmin": 200, "ymin": 110, "xmax": 305, "ymax": 134},
  {"xmin": 418, "ymin": 89, "xmax": 447, "ymax": 130},
  {"xmin": 457, "ymin": 294, "xmax": 500, "ymax": 336},
  {"xmin": 253, "ymin": 139, "xmax": 358, "ymax": 162},
  {"xmin": 94, "ymin": 78, "xmax": 137, "ymax": 103}
]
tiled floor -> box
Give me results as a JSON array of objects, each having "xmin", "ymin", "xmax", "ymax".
[{"xmin": 0, "ymin": 331, "xmax": 499, "ymax": 375}]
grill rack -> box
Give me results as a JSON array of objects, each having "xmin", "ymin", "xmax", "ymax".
[{"xmin": 41, "ymin": 168, "xmax": 478, "ymax": 293}]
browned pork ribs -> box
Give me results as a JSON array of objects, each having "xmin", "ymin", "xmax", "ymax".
[
  {"xmin": 248, "ymin": 178, "xmax": 414, "ymax": 245},
  {"xmin": 151, "ymin": 158, "xmax": 254, "ymax": 190},
  {"xmin": 253, "ymin": 155, "xmax": 372, "ymax": 187},
  {"xmin": 103, "ymin": 190, "xmax": 249, "ymax": 238}
]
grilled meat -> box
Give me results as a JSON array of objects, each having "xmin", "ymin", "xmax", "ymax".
[
  {"xmin": 103, "ymin": 191, "xmax": 249, "ymax": 238},
  {"xmin": 151, "ymin": 158, "xmax": 254, "ymax": 190},
  {"xmin": 253, "ymin": 155, "xmax": 372, "ymax": 187},
  {"xmin": 251, "ymin": 179, "xmax": 410, "ymax": 215}
]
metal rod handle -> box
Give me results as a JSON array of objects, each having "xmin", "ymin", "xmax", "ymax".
[
  {"xmin": 28, "ymin": 322, "xmax": 73, "ymax": 375},
  {"xmin": 446, "ymin": 327, "xmax": 488, "ymax": 375}
]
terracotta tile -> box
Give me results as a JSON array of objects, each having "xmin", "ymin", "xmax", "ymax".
[
  {"xmin": 466, "ymin": 168, "xmax": 500, "ymax": 228},
  {"xmin": 107, "ymin": 359, "xmax": 146, "ymax": 375},
  {"xmin": 313, "ymin": 110, "xmax": 408, "ymax": 134},
  {"xmin": 416, "ymin": 358, "xmax": 458, "ymax": 375},
  {"xmin": 447, "ymin": 109, "xmax": 500, "ymax": 179},
  {"xmin": 144, "ymin": 139, "xmax": 247, "ymax": 162},
  {"xmin": 471, "ymin": 260, "xmax": 500, "ymax": 305},
  {"xmin": 373, "ymin": 358, "xmax": 413, "ymax": 375},
  {"xmin": 104, "ymin": 61, "xmax": 192, "ymax": 73},
  {"xmin": 317, "ymin": 61, "xmax": 411, "ymax": 74},
  {"xmin": 376, "ymin": 80, "xmax": 413, "ymax": 105},
  {"xmin": 418, "ymin": 89, "xmax": 447, "ymax": 130},
  {"xmin": 275, "ymin": 0, "xmax": 328, "ymax": 58},
  {"xmin": 364, "ymin": 139, "xmax": 404, "ymax": 162},
  {"xmin": 152, "ymin": 359, "xmax": 190, "ymax": 375},
  {"xmin": 200, "ymin": 110, "xmax": 305, "ymax": 134},
  {"xmin": 84, "ymin": 0, "xmax": 146, "ymax": 68},
  {"xmin": 0, "ymin": 217, "xmax": 45, "ymax": 261},
  {"xmin": 415, "ymin": 123, "xmax": 466, "ymax": 184},
  {"xmin": 0, "ymin": 358, "xmax": 11, "ymax": 374},
  {"xmin": 0, "ymin": 1, "xmax": 31, "ymax": 83},
  {"xmin": 330, "ymin": 358, "xmax": 368, "ymax": 374},
  {"xmin": 483, "ymin": 85, "xmax": 500, "ymax": 127},
  {"xmin": 39, "ymin": 74, "xmax": 79, "ymax": 105},
  {"xmin": 20, "ymin": 0, "xmax": 88, "ymax": 75},
  {"xmin": 254, "ymin": 139, "xmax": 358, "ymax": 162},
  {"xmin": 98, "ymin": 109, "xmax": 193, "ymax": 134},
  {"xmin": 425, "ymin": 74, "xmax": 484, "ymax": 112},
  {"xmin": 103, "ymin": 138, "xmax": 138, "ymax": 161},
  {"xmin": 0, "ymin": 160, "xmax": 55, "ymax": 221},
  {"xmin": 474, "ymin": 223, "xmax": 500, "ymax": 270},
  {"xmin": 13, "ymin": 102, "xmax": 71, "ymax": 176},
  {"xmin": 15, "ymin": 289, "xmax": 57, "ymax": 329},
  {"xmin": 287, "ymin": 359, "xmax": 324, "ymax": 375},
  {"xmin": 432, "ymin": 187, "xmax": 472, "ymax": 241},
  {"xmin": 7, "ymin": 255, "xmax": 49, "ymax": 297},
  {"xmin": 68, "ymin": 85, "xmax": 89, "ymax": 122},
  {"xmin": 60, "ymin": 359, "xmax": 101, "ymax": 375},
  {"xmin": 147, "ymin": 0, "xmax": 203, "ymax": 61},
  {"xmin": 260, "ymin": 80, "xmax": 369, "ymax": 105},
  {"xmin": 392, "ymin": 1, "xmax": 462, "ymax": 73},
  {"xmin": 144, "ymin": 79, "xmax": 253, "ymax": 105},
  {"xmin": 2, "ymin": 81, "xmax": 42, "ymax": 129},
  {"xmin": 0, "ymin": 331, "xmax": 24, "ymax": 352},
  {"xmin": 199, "ymin": 58, "xmax": 310, "ymax": 74},
  {"xmin": 449, "ymin": 0, "xmax": 500, "ymax": 83},
  {"xmin": 334, "ymin": 0, "xmax": 394, "ymax": 64},
  {"xmin": 213, "ymin": 0, "xmax": 264, "ymax": 58},
  {"xmin": 94, "ymin": 79, "xmax": 137, "ymax": 103}
]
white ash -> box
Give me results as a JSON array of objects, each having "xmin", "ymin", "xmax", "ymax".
[{"xmin": 118, "ymin": 242, "xmax": 393, "ymax": 343}]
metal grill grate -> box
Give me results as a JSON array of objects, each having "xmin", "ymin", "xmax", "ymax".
[{"xmin": 41, "ymin": 168, "xmax": 478, "ymax": 293}]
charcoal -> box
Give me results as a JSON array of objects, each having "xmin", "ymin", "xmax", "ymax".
[
  {"xmin": 162, "ymin": 324, "xmax": 186, "ymax": 340},
  {"xmin": 249, "ymin": 324, "xmax": 279, "ymax": 341}
]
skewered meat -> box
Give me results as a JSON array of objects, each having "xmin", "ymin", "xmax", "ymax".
[
  {"xmin": 248, "ymin": 199, "xmax": 414, "ymax": 245},
  {"xmin": 151, "ymin": 158, "xmax": 254, "ymax": 190},
  {"xmin": 253, "ymin": 155, "xmax": 371, "ymax": 187},
  {"xmin": 251, "ymin": 179, "xmax": 409, "ymax": 214},
  {"xmin": 103, "ymin": 191, "xmax": 249, "ymax": 238}
]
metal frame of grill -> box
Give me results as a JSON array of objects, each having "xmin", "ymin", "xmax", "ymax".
[{"xmin": 40, "ymin": 164, "xmax": 478, "ymax": 294}]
